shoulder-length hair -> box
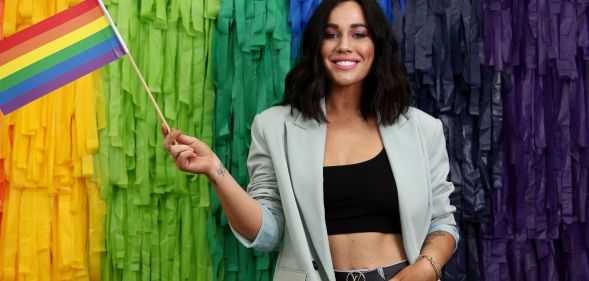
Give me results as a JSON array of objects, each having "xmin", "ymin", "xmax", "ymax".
[{"xmin": 281, "ymin": 0, "xmax": 411, "ymax": 125}]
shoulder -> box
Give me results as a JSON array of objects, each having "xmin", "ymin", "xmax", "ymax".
[
  {"xmin": 404, "ymin": 107, "xmax": 438, "ymax": 126},
  {"xmin": 254, "ymin": 105, "xmax": 295, "ymax": 126},
  {"xmin": 251, "ymin": 105, "xmax": 296, "ymax": 136},
  {"xmin": 403, "ymin": 107, "xmax": 443, "ymax": 140},
  {"xmin": 256, "ymin": 105, "xmax": 294, "ymax": 121}
]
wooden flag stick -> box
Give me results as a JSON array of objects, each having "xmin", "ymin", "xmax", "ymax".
[
  {"xmin": 125, "ymin": 52, "xmax": 170, "ymax": 130},
  {"xmin": 98, "ymin": 0, "xmax": 171, "ymax": 132}
]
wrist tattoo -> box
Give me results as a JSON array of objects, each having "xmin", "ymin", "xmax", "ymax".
[{"xmin": 216, "ymin": 160, "xmax": 226, "ymax": 176}]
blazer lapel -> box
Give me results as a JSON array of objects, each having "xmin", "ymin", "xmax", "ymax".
[
  {"xmin": 380, "ymin": 114, "xmax": 430, "ymax": 250},
  {"xmin": 285, "ymin": 108, "xmax": 334, "ymax": 278}
]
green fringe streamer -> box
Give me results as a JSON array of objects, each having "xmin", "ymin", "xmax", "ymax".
[
  {"xmin": 99, "ymin": 0, "xmax": 219, "ymax": 280},
  {"xmin": 212, "ymin": 0, "xmax": 291, "ymax": 280}
]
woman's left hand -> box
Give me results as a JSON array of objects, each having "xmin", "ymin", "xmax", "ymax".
[{"xmin": 389, "ymin": 259, "xmax": 437, "ymax": 281}]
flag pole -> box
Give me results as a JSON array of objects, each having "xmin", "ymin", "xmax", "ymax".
[
  {"xmin": 125, "ymin": 53, "xmax": 170, "ymax": 130},
  {"xmin": 97, "ymin": 0, "xmax": 170, "ymax": 131}
]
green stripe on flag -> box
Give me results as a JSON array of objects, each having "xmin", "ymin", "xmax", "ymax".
[{"xmin": 0, "ymin": 26, "xmax": 116, "ymax": 92}]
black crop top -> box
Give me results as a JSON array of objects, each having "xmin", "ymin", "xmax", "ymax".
[{"xmin": 323, "ymin": 149, "xmax": 402, "ymax": 235}]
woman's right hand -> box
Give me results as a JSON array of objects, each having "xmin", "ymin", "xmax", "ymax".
[
  {"xmin": 162, "ymin": 126, "xmax": 265, "ymax": 244},
  {"xmin": 162, "ymin": 125, "xmax": 217, "ymax": 176}
]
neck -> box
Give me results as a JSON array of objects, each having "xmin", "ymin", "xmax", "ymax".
[{"xmin": 326, "ymin": 82, "xmax": 363, "ymax": 118}]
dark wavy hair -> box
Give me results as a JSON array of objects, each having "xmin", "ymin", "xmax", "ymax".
[{"xmin": 281, "ymin": 0, "xmax": 411, "ymax": 125}]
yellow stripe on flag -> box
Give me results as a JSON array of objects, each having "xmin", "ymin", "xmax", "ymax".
[{"xmin": 0, "ymin": 16, "xmax": 110, "ymax": 79}]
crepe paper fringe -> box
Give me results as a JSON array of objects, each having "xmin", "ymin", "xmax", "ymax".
[
  {"xmin": 386, "ymin": 0, "xmax": 489, "ymax": 280},
  {"xmin": 98, "ymin": 0, "xmax": 218, "ymax": 280},
  {"xmin": 481, "ymin": 0, "xmax": 589, "ymax": 280},
  {"xmin": 0, "ymin": 1, "xmax": 105, "ymax": 280},
  {"xmin": 289, "ymin": 0, "xmax": 321, "ymax": 60},
  {"xmin": 0, "ymin": 1, "xmax": 586, "ymax": 281},
  {"xmin": 212, "ymin": 0, "xmax": 291, "ymax": 280},
  {"xmin": 0, "ymin": 0, "xmax": 4, "ymax": 236},
  {"xmin": 0, "ymin": 0, "xmax": 3, "ymax": 39}
]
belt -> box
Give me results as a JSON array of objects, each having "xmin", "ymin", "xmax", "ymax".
[{"xmin": 334, "ymin": 260, "xmax": 409, "ymax": 281}]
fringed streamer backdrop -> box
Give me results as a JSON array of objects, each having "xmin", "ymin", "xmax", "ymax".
[
  {"xmin": 289, "ymin": 0, "xmax": 321, "ymax": 59},
  {"xmin": 98, "ymin": 0, "xmax": 219, "ymax": 280},
  {"xmin": 1, "ymin": 0, "xmax": 588, "ymax": 281},
  {"xmin": 212, "ymin": 0, "xmax": 291, "ymax": 280},
  {"xmin": 482, "ymin": 0, "xmax": 589, "ymax": 280},
  {"xmin": 0, "ymin": 0, "xmax": 5, "ymax": 232},
  {"xmin": 386, "ymin": 0, "xmax": 489, "ymax": 280},
  {"xmin": 0, "ymin": 1, "xmax": 105, "ymax": 280}
]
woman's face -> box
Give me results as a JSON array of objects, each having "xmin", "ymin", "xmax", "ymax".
[{"xmin": 321, "ymin": 1, "xmax": 375, "ymax": 89}]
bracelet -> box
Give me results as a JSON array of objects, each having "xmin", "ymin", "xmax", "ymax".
[{"xmin": 418, "ymin": 254, "xmax": 442, "ymax": 280}]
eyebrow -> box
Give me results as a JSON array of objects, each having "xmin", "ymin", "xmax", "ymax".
[{"xmin": 326, "ymin": 23, "xmax": 368, "ymax": 29}]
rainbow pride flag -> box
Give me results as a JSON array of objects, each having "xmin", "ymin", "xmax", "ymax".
[{"xmin": 0, "ymin": 0, "xmax": 128, "ymax": 114}]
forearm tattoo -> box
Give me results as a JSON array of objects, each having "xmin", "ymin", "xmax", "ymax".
[
  {"xmin": 421, "ymin": 231, "xmax": 451, "ymax": 251},
  {"xmin": 216, "ymin": 160, "xmax": 226, "ymax": 176}
]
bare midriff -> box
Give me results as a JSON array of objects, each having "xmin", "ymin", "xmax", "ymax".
[{"xmin": 328, "ymin": 232, "xmax": 407, "ymax": 270}]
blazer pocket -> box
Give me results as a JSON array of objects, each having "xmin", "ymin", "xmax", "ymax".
[{"xmin": 274, "ymin": 268, "xmax": 307, "ymax": 281}]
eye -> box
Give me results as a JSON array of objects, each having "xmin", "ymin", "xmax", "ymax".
[
  {"xmin": 325, "ymin": 32, "xmax": 339, "ymax": 40},
  {"xmin": 352, "ymin": 32, "xmax": 368, "ymax": 39}
]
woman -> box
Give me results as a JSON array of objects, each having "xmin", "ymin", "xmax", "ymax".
[{"xmin": 163, "ymin": 0, "xmax": 458, "ymax": 280}]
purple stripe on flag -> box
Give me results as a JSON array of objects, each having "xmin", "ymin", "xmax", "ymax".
[{"xmin": 0, "ymin": 46, "xmax": 124, "ymax": 114}]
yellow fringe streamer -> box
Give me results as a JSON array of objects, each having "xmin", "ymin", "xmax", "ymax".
[{"xmin": 0, "ymin": 0, "xmax": 106, "ymax": 280}]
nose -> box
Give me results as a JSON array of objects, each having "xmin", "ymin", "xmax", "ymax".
[{"xmin": 335, "ymin": 34, "xmax": 352, "ymax": 53}]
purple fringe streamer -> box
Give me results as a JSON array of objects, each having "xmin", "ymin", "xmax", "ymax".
[{"xmin": 481, "ymin": 0, "xmax": 588, "ymax": 280}]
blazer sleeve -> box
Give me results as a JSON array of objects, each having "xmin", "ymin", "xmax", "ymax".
[
  {"xmin": 427, "ymin": 119, "xmax": 460, "ymax": 251},
  {"xmin": 229, "ymin": 115, "xmax": 285, "ymax": 252}
]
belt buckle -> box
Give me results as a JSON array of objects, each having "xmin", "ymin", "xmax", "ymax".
[{"xmin": 345, "ymin": 271, "xmax": 366, "ymax": 281}]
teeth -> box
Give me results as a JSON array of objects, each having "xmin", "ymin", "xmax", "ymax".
[{"xmin": 335, "ymin": 61, "xmax": 357, "ymax": 66}]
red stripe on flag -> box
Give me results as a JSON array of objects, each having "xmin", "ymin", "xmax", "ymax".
[
  {"xmin": 0, "ymin": 6, "xmax": 103, "ymax": 66},
  {"xmin": 0, "ymin": 0, "xmax": 99, "ymax": 53}
]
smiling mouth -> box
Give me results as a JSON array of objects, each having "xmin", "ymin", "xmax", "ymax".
[
  {"xmin": 335, "ymin": 61, "xmax": 357, "ymax": 66},
  {"xmin": 332, "ymin": 60, "xmax": 360, "ymax": 70}
]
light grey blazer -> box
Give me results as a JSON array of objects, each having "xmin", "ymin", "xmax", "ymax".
[{"xmin": 230, "ymin": 104, "xmax": 459, "ymax": 281}]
